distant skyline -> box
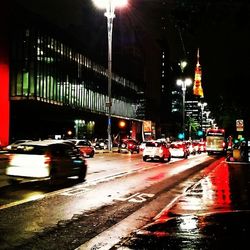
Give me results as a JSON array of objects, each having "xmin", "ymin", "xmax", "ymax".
[{"xmin": 12, "ymin": 0, "xmax": 250, "ymax": 128}]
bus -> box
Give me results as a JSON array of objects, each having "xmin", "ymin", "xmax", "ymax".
[{"xmin": 205, "ymin": 128, "xmax": 226, "ymax": 155}]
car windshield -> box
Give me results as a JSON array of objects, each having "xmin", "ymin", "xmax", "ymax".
[
  {"xmin": 13, "ymin": 145, "xmax": 47, "ymax": 155},
  {"xmin": 77, "ymin": 141, "xmax": 90, "ymax": 146},
  {"xmin": 145, "ymin": 142, "xmax": 161, "ymax": 147},
  {"xmin": 13, "ymin": 140, "xmax": 27, "ymax": 144},
  {"xmin": 171, "ymin": 144, "xmax": 183, "ymax": 149}
]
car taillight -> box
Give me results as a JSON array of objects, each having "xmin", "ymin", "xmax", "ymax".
[{"xmin": 44, "ymin": 156, "xmax": 51, "ymax": 165}]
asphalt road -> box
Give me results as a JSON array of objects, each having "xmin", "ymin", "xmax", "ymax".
[
  {"xmin": 0, "ymin": 152, "xmax": 219, "ymax": 249},
  {"xmin": 114, "ymin": 160, "xmax": 250, "ymax": 250}
]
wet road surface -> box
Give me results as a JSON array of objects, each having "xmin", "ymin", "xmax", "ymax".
[
  {"xmin": 0, "ymin": 153, "xmax": 212, "ymax": 249},
  {"xmin": 115, "ymin": 159, "xmax": 250, "ymax": 249}
]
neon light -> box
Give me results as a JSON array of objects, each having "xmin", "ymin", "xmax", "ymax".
[{"xmin": 0, "ymin": 34, "xmax": 10, "ymax": 147}]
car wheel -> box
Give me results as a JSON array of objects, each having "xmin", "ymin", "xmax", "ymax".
[
  {"xmin": 143, "ymin": 156, "xmax": 148, "ymax": 162},
  {"xmin": 89, "ymin": 151, "xmax": 94, "ymax": 158},
  {"xmin": 160, "ymin": 156, "xmax": 165, "ymax": 162},
  {"xmin": 8, "ymin": 179, "xmax": 20, "ymax": 185},
  {"xmin": 78, "ymin": 167, "xmax": 86, "ymax": 182},
  {"xmin": 49, "ymin": 169, "xmax": 57, "ymax": 185}
]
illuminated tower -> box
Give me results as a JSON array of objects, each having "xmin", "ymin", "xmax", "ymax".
[{"xmin": 193, "ymin": 48, "xmax": 204, "ymax": 98}]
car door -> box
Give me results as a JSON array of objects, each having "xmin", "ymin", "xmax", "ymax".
[
  {"xmin": 50, "ymin": 144, "xmax": 74, "ymax": 178},
  {"xmin": 162, "ymin": 142, "xmax": 170, "ymax": 157}
]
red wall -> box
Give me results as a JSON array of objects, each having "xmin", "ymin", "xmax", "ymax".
[{"xmin": 0, "ymin": 3, "xmax": 10, "ymax": 147}]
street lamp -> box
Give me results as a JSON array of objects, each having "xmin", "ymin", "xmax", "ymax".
[
  {"xmin": 178, "ymin": 60, "xmax": 187, "ymax": 73},
  {"xmin": 92, "ymin": 0, "xmax": 127, "ymax": 151},
  {"xmin": 177, "ymin": 78, "xmax": 192, "ymax": 139},
  {"xmin": 198, "ymin": 102, "xmax": 207, "ymax": 132}
]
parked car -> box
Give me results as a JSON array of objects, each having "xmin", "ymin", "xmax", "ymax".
[
  {"xmin": 5, "ymin": 139, "xmax": 33, "ymax": 151},
  {"xmin": 169, "ymin": 142, "xmax": 190, "ymax": 158},
  {"xmin": 68, "ymin": 139, "xmax": 95, "ymax": 157},
  {"xmin": 143, "ymin": 141, "xmax": 171, "ymax": 162},
  {"xmin": 93, "ymin": 138, "xmax": 108, "ymax": 150},
  {"xmin": 5, "ymin": 140, "xmax": 87, "ymax": 184},
  {"xmin": 118, "ymin": 139, "xmax": 140, "ymax": 154}
]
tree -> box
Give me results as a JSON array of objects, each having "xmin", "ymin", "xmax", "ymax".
[{"xmin": 186, "ymin": 116, "xmax": 199, "ymax": 140}]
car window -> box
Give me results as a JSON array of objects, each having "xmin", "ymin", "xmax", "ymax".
[
  {"xmin": 146, "ymin": 142, "xmax": 160, "ymax": 147},
  {"xmin": 50, "ymin": 144, "xmax": 67, "ymax": 157},
  {"xmin": 14, "ymin": 145, "xmax": 47, "ymax": 155},
  {"xmin": 50, "ymin": 143, "xmax": 77, "ymax": 158},
  {"xmin": 77, "ymin": 140, "xmax": 91, "ymax": 146},
  {"xmin": 65, "ymin": 144, "xmax": 82, "ymax": 158}
]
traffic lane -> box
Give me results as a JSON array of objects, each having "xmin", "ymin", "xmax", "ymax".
[
  {"xmin": 0, "ymin": 151, "xmax": 157, "ymax": 188},
  {"xmin": 0, "ymin": 151, "xmax": 150, "ymax": 189},
  {"xmin": 0, "ymin": 154, "xmax": 212, "ymax": 248},
  {"xmin": 0, "ymin": 149, "xmax": 198, "ymax": 189},
  {"xmin": 0, "ymin": 151, "xmax": 193, "ymax": 206},
  {"xmin": 86, "ymin": 151, "xmax": 201, "ymax": 182},
  {"xmin": 118, "ymin": 160, "xmax": 250, "ymax": 249}
]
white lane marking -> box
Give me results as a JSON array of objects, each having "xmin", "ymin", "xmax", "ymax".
[
  {"xmin": 0, "ymin": 155, "xmax": 205, "ymax": 209},
  {"xmin": 115, "ymin": 192, "xmax": 155, "ymax": 203}
]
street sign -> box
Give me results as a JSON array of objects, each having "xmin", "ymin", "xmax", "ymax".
[{"xmin": 236, "ymin": 119, "xmax": 244, "ymax": 131}]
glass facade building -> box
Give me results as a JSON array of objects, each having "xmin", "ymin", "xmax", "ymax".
[
  {"xmin": 0, "ymin": 2, "xmax": 144, "ymax": 145},
  {"xmin": 10, "ymin": 27, "xmax": 140, "ymax": 118}
]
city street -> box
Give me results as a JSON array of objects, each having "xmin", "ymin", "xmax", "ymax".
[
  {"xmin": 0, "ymin": 152, "xmax": 213, "ymax": 249},
  {"xmin": 1, "ymin": 1, "xmax": 249, "ymax": 249}
]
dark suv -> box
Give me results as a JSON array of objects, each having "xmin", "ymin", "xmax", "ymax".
[
  {"xmin": 5, "ymin": 140, "xmax": 87, "ymax": 184},
  {"xmin": 118, "ymin": 139, "xmax": 140, "ymax": 154}
]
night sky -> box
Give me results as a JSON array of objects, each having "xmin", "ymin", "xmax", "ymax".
[{"xmin": 12, "ymin": 0, "xmax": 250, "ymax": 132}]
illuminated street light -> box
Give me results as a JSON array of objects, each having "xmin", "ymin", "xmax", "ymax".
[
  {"xmin": 92, "ymin": 0, "xmax": 127, "ymax": 151},
  {"xmin": 177, "ymin": 78, "xmax": 192, "ymax": 139},
  {"xmin": 74, "ymin": 119, "xmax": 85, "ymax": 139},
  {"xmin": 198, "ymin": 102, "xmax": 207, "ymax": 132},
  {"xmin": 119, "ymin": 120, "xmax": 126, "ymax": 128},
  {"xmin": 178, "ymin": 60, "xmax": 187, "ymax": 73}
]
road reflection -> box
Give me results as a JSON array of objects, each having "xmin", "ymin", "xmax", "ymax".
[{"xmin": 121, "ymin": 159, "xmax": 250, "ymax": 249}]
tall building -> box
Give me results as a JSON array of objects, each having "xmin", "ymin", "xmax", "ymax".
[{"xmin": 0, "ymin": 1, "xmax": 152, "ymax": 145}]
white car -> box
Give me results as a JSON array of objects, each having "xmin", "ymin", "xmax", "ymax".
[
  {"xmin": 6, "ymin": 140, "xmax": 33, "ymax": 151},
  {"xmin": 5, "ymin": 140, "xmax": 87, "ymax": 184},
  {"xmin": 139, "ymin": 141, "xmax": 148, "ymax": 152},
  {"xmin": 143, "ymin": 141, "xmax": 171, "ymax": 162},
  {"xmin": 169, "ymin": 142, "xmax": 189, "ymax": 158}
]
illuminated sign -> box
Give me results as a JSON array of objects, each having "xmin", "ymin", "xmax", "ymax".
[
  {"xmin": 143, "ymin": 120, "xmax": 152, "ymax": 133},
  {"xmin": 236, "ymin": 119, "xmax": 244, "ymax": 131}
]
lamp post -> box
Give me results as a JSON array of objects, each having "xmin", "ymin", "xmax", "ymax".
[
  {"xmin": 178, "ymin": 60, "xmax": 187, "ymax": 73},
  {"xmin": 198, "ymin": 102, "xmax": 207, "ymax": 132},
  {"xmin": 74, "ymin": 119, "xmax": 85, "ymax": 139},
  {"xmin": 92, "ymin": 0, "xmax": 127, "ymax": 151},
  {"xmin": 177, "ymin": 78, "xmax": 192, "ymax": 139}
]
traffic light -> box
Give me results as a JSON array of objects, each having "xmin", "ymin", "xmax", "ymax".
[
  {"xmin": 197, "ymin": 130, "xmax": 203, "ymax": 136},
  {"xmin": 178, "ymin": 133, "xmax": 185, "ymax": 140}
]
